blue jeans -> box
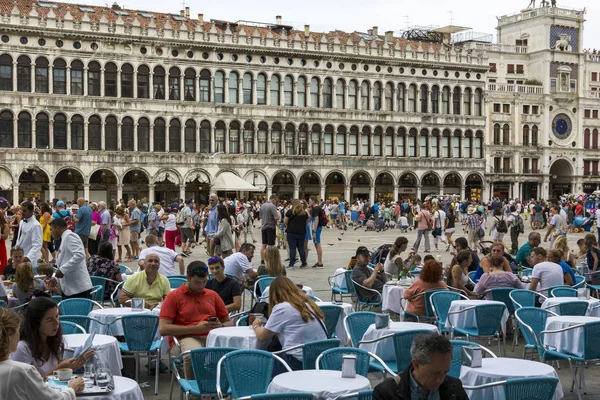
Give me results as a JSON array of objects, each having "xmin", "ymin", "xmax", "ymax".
[{"xmin": 287, "ymin": 233, "xmax": 307, "ymax": 267}]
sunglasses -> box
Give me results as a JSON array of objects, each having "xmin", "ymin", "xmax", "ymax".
[
  {"xmin": 190, "ymin": 265, "xmax": 209, "ymax": 274},
  {"xmin": 208, "ymin": 256, "xmax": 222, "ymax": 264}
]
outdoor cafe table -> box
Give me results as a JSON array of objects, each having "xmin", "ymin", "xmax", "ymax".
[
  {"xmin": 206, "ymin": 326, "xmax": 267, "ymax": 350},
  {"xmin": 543, "ymin": 315, "xmax": 600, "ymax": 358},
  {"xmin": 63, "ymin": 334, "xmax": 123, "ymax": 376},
  {"xmin": 88, "ymin": 307, "xmax": 152, "ymax": 336},
  {"xmin": 359, "ymin": 322, "xmax": 438, "ymax": 362},
  {"xmin": 317, "ymin": 301, "xmax": 353, "ymax": 345},
  {"xmin": 542, "ymin": 297, "xmax": 600, "ymax": 317},
  {"xmin": 460, "ymin": 358, "xmax": 563, "ymax": 400},
  {"xmin": 381, "ymin": 283, "xmax": 410, "ymax": 318},
  {"xmin": 267, "ymin": 370, "xmax": 370, "ymax": 399},
  {"xmin": 84, "ymin": 376, "xmax": 143, "ymax": 400},
  {"xmin": 445, "ymin": 300, "xmax": 509, "ymax": 335}
]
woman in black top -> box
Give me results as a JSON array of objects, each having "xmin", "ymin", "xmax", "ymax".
[
  {"xmin": 445, "ymin": 208, "xmax": 456, "ymax": 252},
  {"xmin": 284, "ymin": 200, "xmax": 309, "ymax": 268}
]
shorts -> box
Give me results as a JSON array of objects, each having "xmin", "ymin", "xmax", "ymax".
[
  {"xmin": 77, "ymin": 234, "xmax": 89, "ymax": 248},
  {"xmin": 130, "ymin": 231, "xmax": 140, "ymax": 242},
  {"xmin": 313, "ymin": 227, "xmax": 322, "ymax": 244},
  {"xmin": 445, "ymin": 228, "xmax": 455, "ymax": 233},
  {"xmin": 180, "ymin": 227, "xmax": 194, "ymax": 243},
  {"xmin": 262, "ymin": 228, "xmax": 276, "ymax": 246}
]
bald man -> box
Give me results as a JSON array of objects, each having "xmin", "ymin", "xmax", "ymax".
[
  {"xmin": 73, "ymin": 197, "xmax": 92, "ymax": 258},
  {"xmin": 119, "ymin": 253, "xmax": 170, "ymax": 309}
]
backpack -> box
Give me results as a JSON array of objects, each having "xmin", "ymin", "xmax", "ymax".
[
  {"xmin": 57, "ymin": 210, "xmax": 75, "ymax": 232},
  {"xmin": 512, "ymin": 215, "xmax": 525, "ymax": 234},
  {"xmin": 319, "ymin": 207, "xmax": 328, "ymax": 227},
  {"xmin": 496, "ymin": 216, "xmax": 508, "ymax": 233},
  {"xmin": 175, "ymin": 209, "xmax": 185, "ymax": 225}
]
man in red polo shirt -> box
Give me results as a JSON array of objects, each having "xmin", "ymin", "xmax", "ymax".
[{"xmin": 159, "ymin": 260, "xmax": 232, "ymax": 379}]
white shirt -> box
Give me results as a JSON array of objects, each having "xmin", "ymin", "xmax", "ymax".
[
  {"xmin": 596, "ymin": 208, "xmax": 600, "ymax": 223},
  {"xmin": 532, "ymin": 261, "xmax": 564, "ymax": 296},
  {"xmin": 139, "ymin": 245, "xmax": 180, "ymax": 276},
  {"xmin": 10, "ymin": 341, "xmax": 58, "ymax": 377},
  {"xmin": 399, "ymin": 216, "xmax": 409, "ymax": 226},
  {"xmin": 164, "ymin": 214, "xmax": 177, "ymax": 231},
  {"xmin": 433, "ymin": 210, "xmax": 446, "ymax": 229},
  {"xmin": 224, "ymin": 252, "xmax": 253, "ymax": 280},
  {"xmin": 16, "ymin": 216, "xmax": 42, "ymax": 262},
  {"xmin": 56, "ymin": 229, "xmax": 93, "ymax": 296},
  {"xmin": 0, "ymin": 359, "xmax": 75, "ymax": 400}
]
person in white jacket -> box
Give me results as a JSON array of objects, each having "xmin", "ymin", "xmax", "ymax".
[
  {"xmin": 15, "ymin": 201, "xmax": 42, "ymax": 264},
  {"xmin": 0, "ymin": 308, "xmax": 84, "ymax": 400}
]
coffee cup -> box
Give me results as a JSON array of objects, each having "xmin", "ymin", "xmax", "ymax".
[{"xmin": 53, "ymin": 368, "xmax": 73, "ymax": 381}]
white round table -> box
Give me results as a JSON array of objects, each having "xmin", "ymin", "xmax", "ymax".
[
  {"xmin": 359, "ymin": 321, "xmax": 438, "ymax": 362},
  {"xmin": 381, "ymin": 284, "xmax": 408, "ymax": 317},
  {"xmin": 89, "ymin": 308, "xmax": 152, "ymax": 336},
  {"xmin": 267, "ymin": 370, "xmax": 371, "ymax": 399},
  {"xmin": 445, "ymin": 300, "xmax": 509, "ymax": 335},
  {"xmin": 206, "ymin": 326, "xmax": 266, "ymax": 350},
  {"xmin": 83, "ymin": 376, "xmax": 144, "ymax": 400},
  {"xmin": 317, "ymin": 301, "xmax": 353, "ymax": 345},
  {"xmin": 542, "ymin": 297, "xmax": 600, "ymax": 317},
  {"xmin": 544, "ymin": 315, "xmax": 600, "ymax": 357},
  {"xmin": 461, "ymin": 357, "xmax": 563, "ymax": 400},
  {"xmin": 63, "ymin": 334, "xmax": 123, "ymax": 377}
]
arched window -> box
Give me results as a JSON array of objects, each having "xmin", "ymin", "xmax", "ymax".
[
  {"xmin": 184, "ymin": 68, "xmax": 196, "ymax": 101},
  {"xmin": 407, "ymin": 128, "xmax": 417, "ymax": 157},
  {"xmin": 257, "ymin": 122, "xmax": 268, "ymax": 154},
  {"xmin": 348, "ymin": 80, "xmax": 358, "ymax": 110},
  {"xmin": 463, "ymin": 88, "xmax": 472, "ymax": 115},
  {"xmin": 311, "ymin": 124, "xmax": 321, "ymax": 155},
  {"xmin": 385, "ymin": 83, "xmax": 393, "ymax": 111},
  {"xmin": 337, "ymin": 125, "xmax": 346, "ymax": 155},
  {"xmin": 407, "ymin": 84, "xmax": 417, "ymax": 112},
  {"xmin": 35, "ymin": 113, "xmax": 49, "ymax": 149},
  {"xmin": 17, "ymin": 55, "xmax": 30, "ymax": 92},
  {"xmin": 419, "ymin": 129, "xmax": 428, "ymax": 157},
  {"xmin": 324, "ymin": 125, "xmax": 334, "ymax": 155},
  {"xmin": 52, "ymin": 58, "xmax": 66, "ymax": 94},
  {"xmin": 373, "ymin": 126, "xmax": 382, "ymax": 156},
  {"xmin": 70, "ymin": 60, "xmax": 84, "ymax": 95},
  {"xmin": 88, "ymin": 115, "xmax": 101, "ymax": 150},
  {"xmin": 243, "ymin": 121, "xmax": 254, "ymax": 154},
  {"xmin": 137, "ymin": 65, "xmax": 149, "ymax": 98},
  {"xmin": 169, "ymin": 67, "xmax": 181, "ymax": 100},
  {"xmin": 431, "ymin": 129, "xmax": 440, "ymax": 157},
  {"xmin": 361, "ymin": 81, "xmax": 370, "ymax": 110},
  {"xmin": 121, "ymin": 63, "xmax": 133, "ymax": 98},
  {"xmin": 154, "ymin": 118, "xmax": 167, "ymax": 153},
  {"xmin": 154, "ymin": 118, "xmax": 166, "ymax": 152},
  {"xmin": 336, "ymin": 79, "xmax": 345, "ymax": 109},
  {"xmin": 373, "ymin": 82, "xmax": 382, "ymax": 111},
  {"xmin": 229, "ymin": 72, "xmax": 239, "ymax": 104},
  {"xmin": 200, "ymin": 120, "xmax": 211, "ymax": 153},
  {"xmin": 285, "ymin": 123, "xmax": 295, "ymax": 155},
  {"xmin": 185, "ymin": 119, "xmax": 196, "ymax": 153},
  {"xmin": 270, "ymin": 74, "xmax": 280, "ymax": 106},
  {"xmin": 532, "ymin": 125, "xmax": 538, "ymax": 146},
  {"xmin": 442, "ymin": 129, "xmax": 451, "ymax": 157},
  {"xmin": 169, "ymin": 119, "xmax": 181, "ymax": 152},
  {"xmin": 493, "ymin": 124, "xmax": 501, "ymax": 144},
  {"xmin": 0, "ymin": 110, "xmax": 12, "ymax": 148},
  {"xmin": 121, "ymin": 117, "xmax": 134, "ymax": 151},
  {"xmin": 138, "ymin": 117, "xmax": 149, "ymax": 152},
  {"xmin": 298, "ymin": 124, "xmax": 308, "ymax": 155},
  {"xmin": 0, "ymin": 54, "xmax": 13, "ymax": 91},
  {"xmin": 271, "ymin": 123, "xmax": 281, "ymax": 154},
  {"xmin": 284, "ymin": 75, "xmax": 293, "ymax": 106},
  {"xmin": 522, "ymin": 125, "xmax": 530, "ymax": 145},
  {"xmin": 153, "ymin": 66, "xmax": 165, "ymax": 99},
  {"xmin": 104, "ymin": 62, "xmax": 117, "ymax": 97},
  {"xmin": 17, "ymin": 111, "xmax": 31, "ymax": 148},
  {"xmin": 243, "ymin": 72, "xmax": 253, "ymax": 104},
  {"xmin": 431, "ymin": 85, "xmax": 439, "ymax": 114},
  {"xmin": 594, "ymin": 129, "xmax": 599, "ymax": 150},
  {"xmin": 310, "ymin": 77, "xmax": 320, "ymax": 107},
  {"xmin": 87, "ymin": 61, "xmax": 101, "ymax": 96},
  {"xmin": 420, "ymin": 84, "xmax": 428, "ymax": 113},
  {"xmin": 229, "ymin": 121, "xmax": 240, "ymax": 153},
  {"xmin": 584, "ymin": 128, "xmax": 591, "ymax": 149},
  {"xmin": 475, "ymin": 131, "xmax": 483, "ymax": 158},
  {"xmin": 71, "ymin": 115, "xmax": 83, "ymax": 150},
  {"xmin": 296, "ymin": 76, "xmax": 306, "ymax": 107},
  {"xmin": 452, "ymin": 87, "xmax": 461, "ymax": 115},
  {"xmin": 397, "ymin": 83, "xmax": 406, "ymax": 112},
  {"xmin": 361, "ymin": 126, "xmax": 371, "ymax": 156},
  {"xmin": 452, "ymin": 130, "xmax": 461, "ymax": 158},
  {"xmin": 215, "ymin": 121, "xmax": 226, "ymax": 152},
  {"xmin": 474, "ymin": 88, "xmax": 483, "ymax": 116},
  {"xmin": 35, "ymin": 57, "xmax": 49, "ymax": 94},
  {"xmin": 199, "ymin": 69, "xmax": 211, "ymax": 102},
  {"xmin": 397, "ymin": 127, "xmax": 406, "ymax": 157},
  {"xmin": 442, "ymin": 86, "xmax": 451, "ymax": 114},
  {"xmin": 349, "ymin": 126, "xmax": 359, "ymax": 156},
  {"xmin": 323, "ymin": 78, "xmax": 332, "ymax": 108},
  {"xmin": 105, "ymin": 116, "xmax": 117, "ymax": 150},
  {"xmin": 53, "ymin": 113, "xmax": 67, "ymax": 149},
  {"xmin": 257, "ymin": 73, "xmax": 267, "ymax": 105},
  {"xmin": 464, "ymin": 131, "xmax": 472, "ymax": 158},
  {"xmin": 502, "ymin": 124, "xmax": 510, "ymax": 145},
  {"xmin": 214, "ymin": 71, "xmax": 225, "ymax": 103},
  {"xmin": 384, "ymin": 128, "xmax": 394, "ymax": 156}
]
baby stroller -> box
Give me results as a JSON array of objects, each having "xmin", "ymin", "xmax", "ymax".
[{"xmin": 370, "ymin": 243, "xmax": 392, "ymax": 267}]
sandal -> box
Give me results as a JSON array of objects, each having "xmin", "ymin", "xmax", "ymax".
[{"xmin": 125, "ymin": 257, "xmax": 132, "ymax": 262}]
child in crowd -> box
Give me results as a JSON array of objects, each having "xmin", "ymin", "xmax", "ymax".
[{"xmin": 36, "ymin": 262, "xmax": 60, "ymax": 296}]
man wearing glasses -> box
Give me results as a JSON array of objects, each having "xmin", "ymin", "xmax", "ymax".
[
  {"xmin": 205, "ymin": 194, "xmax": 219, "ymax": 256},
  {"xmin": 159, "ymin": 261, "xmax": 233, "ymax": 379},
  {"xmin": 351, "ymin": 245, "xmax": 388, "ymax": 301}
]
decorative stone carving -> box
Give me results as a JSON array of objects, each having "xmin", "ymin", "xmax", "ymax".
[
  {"xmin": 155, "ymin": 171, "xmax": 177, "ymax": 184},
  {"xmin": 553, "ymin": 34, "xmax": 572, "ymax": 51}
]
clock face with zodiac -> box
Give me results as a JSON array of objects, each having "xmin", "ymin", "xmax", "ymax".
[{"xmin": 551, "ymin": 113, "xmax": 572, "ymax": 140}]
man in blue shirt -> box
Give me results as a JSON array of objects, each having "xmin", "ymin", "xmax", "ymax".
[
  {"xmin": 548, "ymin": 249, "xmax": 575, "ymax": 286},
  {"xmin": 205, "ymin": 194, "xmax": 219, "ymax": 256},
  {"xmin": 73, "ymin": 197, "xmax": 92, "ymax": 258}
]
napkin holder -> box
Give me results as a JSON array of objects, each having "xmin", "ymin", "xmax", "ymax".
[
  {"xmin": 131, "ymin": 298, "xmax": 145, "ymax": 311},
  {"xmin": 375, "ymin": 313, "xmax": 390, "ymax": 330},
  {"xmin": 577, "ymin": 288, "xmax": 590, "ymax": 299},
  {"xmin": 341, "ymin": 355, "xmax": 357, "ymax": 378},
  {"xmin": 461, "ymin": 346, "xmax": 482, "ymax": 368}
]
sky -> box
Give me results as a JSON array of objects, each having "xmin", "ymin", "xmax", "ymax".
[{"xmin": 83, "ymin": 0, "xmax": 599, "ymax": 48}]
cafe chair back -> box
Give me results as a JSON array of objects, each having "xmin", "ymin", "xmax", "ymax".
[
  {"xmin": 59, "ymin": 315, "xmax": 108, "ymax": 334},
  {"xmin": 514, "ymin": 307, "xmax": 558, "ymax": 360},
  {"xmin": 58, "ymin": 298, "xmax": 103, "ymax": 316},
  {"xmin": 404, "ymin": 289, "xmax": 445, "ymax": 323},
  {"xmin": 248, "ymin": 394, "xmax": 315, "ymax": 400},
  {"xmin": 59, "ymin": 320, "xmax": 86, "ymax": 335},
  {"xmin": 273, "ymin": 339, "xmax": 341, "ymax": 370},
  {"xmin": 392, "ymin": 330, "xmax": 436, "ymax": 373},
  {"xmin": 509, "ymin": 289, "xmax": 538, "ymax": 310},
  {"xmin": 338, "ymin": 390, "xmax": 374, "ymax": 400},
  {"xmin": 449, "ymin": 340, "xmax": 497, "ymax": 379},
  {"xmin": 430, "ymin": 291, "xmax": 468, "ymax": 333},
  {"xmin": 351, "ymin": 280, "xmax": 382, "ymax": 311},
  {"xmin": 315, "ymin": 347, "xmax": 396, "ymax": 378},
  {"xmin": 90, "ymin": 284, "xmax": 104, "ymax": 303},
  {"xmin": 448, "ymin": 303, "xmax": 507, "ymax": 356},
  {"xmin": 545, "ymin": 300, "xmax": 589, "ymax": 316},
  {"xmin": 463, "ymin": 376, "xmax": 559, "ymax": 400},
  {"xmin": 318, "ymin": 304, "xmax": 344, "ymax": 339},
  {"xmin": 550, "ymin": 287, "xmax": 578, "ymax": 298},
  {"xmin": 168, "ymin": 277, "xmax": 187, "ymax": 289},
  {"xmin": 173, "ymin": 347, "xmax": 236, "ymax": 399},
  {"xmin": 344, "ymin": 312, "xmax": 376, "ymax": 347}
]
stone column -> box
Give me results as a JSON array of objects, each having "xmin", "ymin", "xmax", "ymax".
[
  {"xmin": 461, "ymin": 185, "xmax": 466, "ymax": 200},
  {"xmin": 12, "ymin": 118, "xmax": 17, "ymax": 148},
  {"xmin": 180, "ymin": 75, "xmax": 185, "ymax": 101},
  {"xmin": 30, "ymin": 63, "xmax": 35, "ymax": 93},
  {"xmin": 148, "ymin": 184, "xmax": 155, "ymax": 204},
  {"xmin": 149, "ymin": 124, "xmax": 154, "ymax": 152},
  {"xmin": 116, "ymin": 122, "xmax": 122, "ymax": 151},
  {"xmin": 416, "ymin": 185, "xmax": 422, "ymax": 201},
  {"xmin": 292, "ymin": 80, "xmax": 298, "ymax": 106},
  {"xmin": 293, "ymin": 185, "xmax": 300, "ymax": 199},
  {"xmin": 238, "ymin": 77, "xmax": 244, "ymax": 105},
  {"xmin": 12, "ymin": 183, "xmax": 19, "ymax": 205},
  {"xmin": 12, "ymin": 61, "xmax": 16, "ymax": 92},
  {"xmin": 84, "ymin": 183, "xmax": 90, "ymax": 201},
  {"xmin": 210, "ymin": 126, "xmax": 215, "ymax": 153},
  {"xmin": 320, "ymin": 185, "xmax": 326, "ymax": 201},
  {"xmin": 344, "ymin": 185, "xmax": 351, "ymax": 202},
  {"xmin": 48, "ymin": 184, "xmax": 56, "ymax": 201},
  {"xmin": 179, "ymin": 184, "xmax": 186, "ymax": 201},
  {"xmin": 83, "ymin": 122, "xmax": 88, "ymax": 151},
  {"xmin": 31, "ymin": 117, "xmax": 36, "ymax": 149},
  {"xmin": 133, "ymin": 123, "xmax": 138, "ymax": 152},
  {"xmin": 83, "ymin": 67, "xmax": 88, "ymax": 96},
  {"xmin": 267, "ymin": 185, "xmax": 273, "ymax": 198},
  {"xmin": 48, "ymin": 66, "xmax": 53, "ymax": 94},
  {"xmin": 133, "ymin": 71, "xmax": 137, "ymax": 98},
  {"xmin": 117, "ymin": 183, "xmax": 123, "ymax": 202},
  {"xmin": 393, "ymin": 185, "xmax": 399, "ymax": 202},
  {"xmin": 116, "ymin": 70, "xmax": 121, "ymax": 98},
  {"xmin": 48, "ymin": 120, "xmax": 54, "ymax": 149},
  {"xmin": 370, "ymin": 185, "xmax": 376, "ymax": 204},
  {"xmin": 66, "ymin": 121, "xmax": 71, "ymax": 150},
  {"xmin": 267, "ymin": 129, "xmax": 272, "ymax": 154},
  {"xmin": 149, "ymin": 72, "xmax": 153, "ymax": 99},
  {"xmin": 542, "ymin": 177, "xmax": 550, "ymax": 199},
  {"xmin": 318, "ymin": 82, "xmax": 323, "ymax": 109},
  {"xmin": 253, "ymin": 79, "xmax": 258, "ymax": 105},
  {"xmin": 195, "ymin": 75, "xmax": 200, "ymax": 102},
  {"xmin": 224, "ymin": 77, "xmax": 229, "ymax": 104},
  {"xmin": 266, "ymin": 79, "xmax": 271, "ymax": 105},
  {"xmin": 66, "ymin": 66, "xmax": 71, "ymax": 95},
  {"xmin": 100, "ymin": 68, "xmax": 105, "ymax": 97}
]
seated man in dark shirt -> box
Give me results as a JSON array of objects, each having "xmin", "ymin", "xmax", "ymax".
[
  {"xmin": 206, "ymin": 256, "xmax": 242, "ymax": 312},
  {"xmin": 351, "ymin": 246, "xmax": 388, "ymax": 301}
]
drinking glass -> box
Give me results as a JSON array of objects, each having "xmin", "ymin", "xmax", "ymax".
[
  {"xmin": 83, "ymin": 361, "xmax": 95, "ymax": 388},
  {"xmin": 95, "ymin": 362, "xmax": 111, "ymax": 389}
]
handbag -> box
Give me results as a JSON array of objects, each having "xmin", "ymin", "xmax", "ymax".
[
  {"xmin": 432, "ymin": 211, "xmax": 442, "ymax": 237},
  {"xmin": 478, "ymin": 227, "xmax": 485, "ymax": 238}
]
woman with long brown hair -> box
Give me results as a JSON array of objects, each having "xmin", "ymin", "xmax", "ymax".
[
  {"xmin": 252, "ymin": 276, "xmax": 327, "ymax": 374},
  {"xmin": 258, "ymin": 245, "xmax": 287, "ymax": 277},
  {"xmin": 12, "ymin": 262, "xmax": 45, "ymax": 305},
  {"xmin": 283, "ymin": 199, "xmax": 309, "ymax": 268}
]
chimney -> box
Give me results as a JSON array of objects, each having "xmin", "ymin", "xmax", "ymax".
[
  {"xmin": 197, "ymin": 13, "xmax": 203, "ymax": 23},
  {"xmin": 185, "ymin": 7, "xmax": 190, "ymax": 18},
  {"xmin": 372, "ymin": 26, "xmax": 378, "ymax": 37},
  {"xmin": 385, "ymin": 30, "xmax": 393, "ymax": 42},
  {"xmin": 304, "ymin": 24, "xmax": 310, "ymax": 36},
  {"xmin": 179, "ymin": 10, "xmax": 184, "ymax": 17},
  {"xmin": 276, "ymin": 15, "xmax": 282, "ymax": 25},
  {"xmin": 367, "ymin": 29, "xmax": 373, "ymax": 36}
]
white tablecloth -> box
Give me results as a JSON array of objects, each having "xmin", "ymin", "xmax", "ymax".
[
  {"xmin": 461, "ymin": 357, "xmax": 563, "ymax": 400},
  {"xmin": 84, "ymin": 376, "xmax": 144, "ymax": 400},
  {"xmin": 544, "ymin": 316, "xmax": 600, "ymax": 357},
  {"xmin": 359, "ymin": 322, "xmax": 438, "ymax": 361},
  {"xmin": 542, "ymin": 297, "xmax": 600, "ymax": 317},
  {"xmin": 332, "ymin": 268, "xmax": 347, "ymax": 290},
  {"xmin": 63, "ymin": 334, "xmax": 123, "ymax": 377},
  {"xmin": 89, "ymin": 308, "xmax": 152, "ymax": 336},
  {"xmin": 206, "ymin": 326, "xmax": 266, "ymax": 349},
  {"xmin": 267, "ymin": 370, "xmax": 371, "ymax": 399},
  {"xmin": 317, "ymin": 301, "xmax": 353, "ymax": 345},
  {"xmin": 381, "ymin": 284, "xmax": 408, "ymax": 317},
  {"xmin": 445, "ymin": 300, "xmax": 509, "ymax": 335},
  {"xmin": 576, "ymin": 263, "xmax": 591, "ymax": 281}
]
